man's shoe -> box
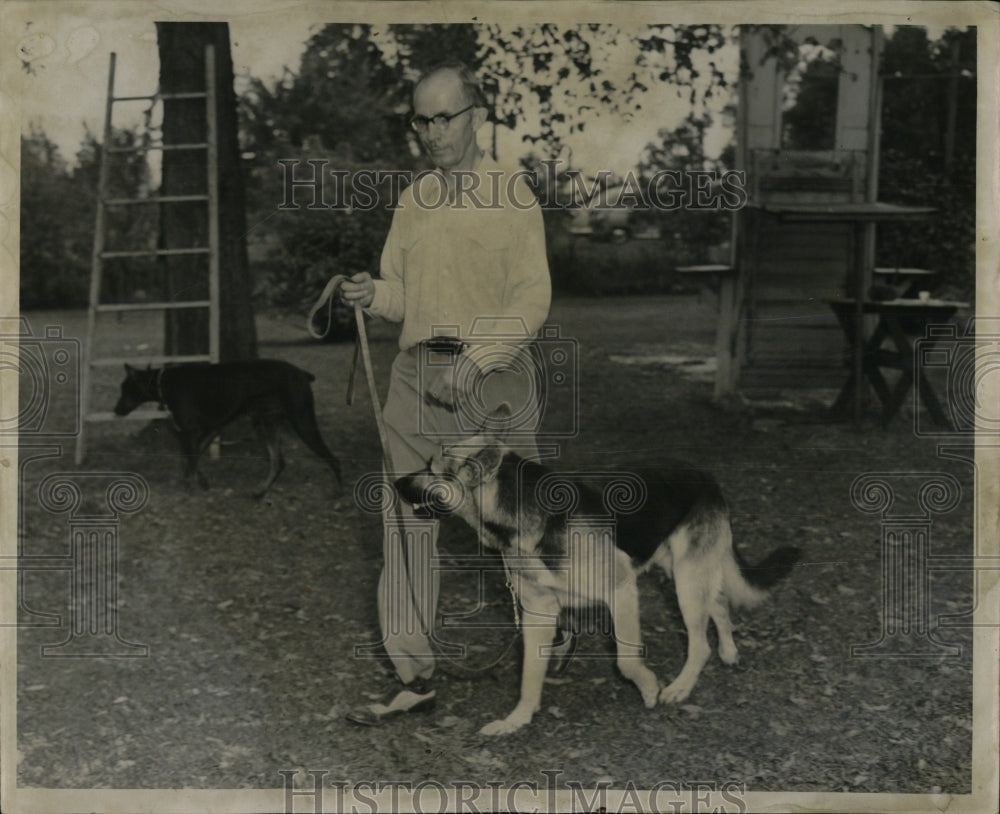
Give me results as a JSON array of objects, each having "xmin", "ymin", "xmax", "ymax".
[
  {"xmin": 345, "ymin": 678, "xmax": 436, "ymax": 726},
  {"xmin": 549, "ymin": 629, "xmax": 577, "ymax": 676}
]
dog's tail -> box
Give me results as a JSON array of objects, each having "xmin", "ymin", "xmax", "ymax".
[{"xmin": 725, "ymin": 533, "xmax": 801, "ymax": 609}]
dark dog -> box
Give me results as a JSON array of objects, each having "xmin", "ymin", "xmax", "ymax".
[
  {"xmin": 395, "ymin": 404, "xmax": 800, "ymax": 735},
  {"xmin": 114, "ymin": 360, "xmax": 341, "ymax": 497}
]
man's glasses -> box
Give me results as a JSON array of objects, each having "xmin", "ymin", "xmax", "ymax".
[{"xmin": 409, "ymin": 104, "xmax": 475, "ymax": 134}]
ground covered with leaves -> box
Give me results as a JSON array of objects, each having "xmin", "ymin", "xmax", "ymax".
[{"xmin": 16, "ymin": 297, "xmax": 975, "ymax": 795}]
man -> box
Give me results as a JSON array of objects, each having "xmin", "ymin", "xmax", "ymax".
[{"xmin": 342, "ymin": 63, "xmax": 559, "ymax": 725}]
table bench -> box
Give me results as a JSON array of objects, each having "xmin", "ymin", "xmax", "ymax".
[{"xmin": 827, "ymin": 298, "xmax": 967, "ymax": 428}]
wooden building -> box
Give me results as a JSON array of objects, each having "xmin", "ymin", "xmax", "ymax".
[{"xmin": 721, "ymin": 24, "xmax": 885, "ymax": 395}]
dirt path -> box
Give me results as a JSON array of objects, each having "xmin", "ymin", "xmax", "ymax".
[{"xmin": 15, "ymin": 298, "xmax": 974, "ymax": 794}]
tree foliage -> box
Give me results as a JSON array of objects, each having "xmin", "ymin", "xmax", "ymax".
[
  {"xmin": 478, "ymin": 23, "xmax": 731, "ymax": 152},
  {"xmin": 875, "ymin": 26, "xmax": 976, "ymax": 299},
  {"xmin": 20, "ymin": 126, "xmax": 152, "ymax": 308}
]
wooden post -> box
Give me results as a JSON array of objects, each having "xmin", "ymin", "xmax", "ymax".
[
  {"xmin": 205, "ymin": 44, "xmax": 220, "ymax": 364},
  {"xmin": 76, "ymin": 53, "xmax": 117, "ymax": 466},
  {"xmin": 714, "ymin": 271, "xmax": 738, "ymax": 399}
]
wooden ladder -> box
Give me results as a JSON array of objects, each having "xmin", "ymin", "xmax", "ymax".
[{"xmin": 75, "ymin": 47, "xmax": 220, "ymax": 465}]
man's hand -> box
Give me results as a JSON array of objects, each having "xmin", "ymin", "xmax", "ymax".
[
  {"xmin": 425, "ymin": 353, "xmax": 484, "ymax": 410},
  {"xmin": 340, "ymin": 272, "xmax": 375, "ymax": 309}
]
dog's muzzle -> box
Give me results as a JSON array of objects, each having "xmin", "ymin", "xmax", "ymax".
[{"xmin": 394, "ymin": 472, "xmax": 465, "ymax": 517}]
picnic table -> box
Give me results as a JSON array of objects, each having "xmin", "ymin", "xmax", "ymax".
[{"xmin": 756, "ymin": 202, "xmax": 938, "ymax": 423}]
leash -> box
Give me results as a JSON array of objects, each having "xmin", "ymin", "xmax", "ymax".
[{"xmin": 502, "ymin": 557, "xmax": 521, "ymax": 630}]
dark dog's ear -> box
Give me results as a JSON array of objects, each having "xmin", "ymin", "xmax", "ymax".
[{"xmin": 124, "ymin": 363, "xmax": 136, "ymax": 377}]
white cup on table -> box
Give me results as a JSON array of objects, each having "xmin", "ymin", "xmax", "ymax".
[{"xmin": 918, "ymin": 290, "xmax": 931, "ymax": 302}]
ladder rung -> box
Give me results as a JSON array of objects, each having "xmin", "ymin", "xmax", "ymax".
[
  {"xmin": 159, "ymin": 91, "xmax": 208, "ymax": 100},
  {"xmin": 101, "ymin": 248, "xmax": 210, "ymax": 259},
  {"xmin": 113, "ymin": 91, "xmax": 207, "ymax": 102},
  {"xmin": 96, "ymin": 301, "xmax": 211, "ymax": 313},
  {"xmin": 85, "ymin": 409, "xmax": 166, "ymax": 423},
  {"xmin": 107, "ymin": 143, "xmax": 208, "ymax": 154},
  {"xmin": 104, "ymin": 194, "xmax": 209, "ymax": 205},
  {"xmin": 90, "ymin": 354, "xmax": 212, "ymax": 368}
]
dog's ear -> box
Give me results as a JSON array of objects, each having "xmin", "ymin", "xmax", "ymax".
[
  {"xmin": 477, "ymin": 402, "xmax": 512, "ymax": 441},
  {"xmin": 124, "ymin": 363, "xmax": 136, "ymax": 377},
  {"xmin": 469, "ymin": 440, "xmax": 503, "ymax": 481}
]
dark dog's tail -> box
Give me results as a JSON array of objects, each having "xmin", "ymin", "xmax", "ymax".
[{"xmin": 725, "ymin": 539, "xmax": 801, "ymax": 609}]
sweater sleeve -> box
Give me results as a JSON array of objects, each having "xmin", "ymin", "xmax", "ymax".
[{"xmin": 366, "ymin": 203, "xmax": 406, "ymax": 323}]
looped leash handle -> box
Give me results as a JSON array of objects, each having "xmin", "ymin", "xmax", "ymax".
[
  {"xmin": 307, "ymin": 273, "xmax": 362, "ymax": 405},
  {"xmin": 306, "ymin": 273, "xmax": 349, "ymax": 340}
]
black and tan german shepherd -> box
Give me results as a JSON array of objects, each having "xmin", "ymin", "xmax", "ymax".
[
  {"xmin": 114, "ymin": 360, "xmax": 341, "ymax": 498},
  {"xmin": 394, "ymin": 404, "xmax": 799, "ymax": 735}
]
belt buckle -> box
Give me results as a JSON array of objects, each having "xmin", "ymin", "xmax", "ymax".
[{"xmin": 423, "ymin": 337, "xmax": 465, "ymax": 360}]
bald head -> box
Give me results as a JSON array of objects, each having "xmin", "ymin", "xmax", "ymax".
[{"xmin": 413, "ymin": 63, "xmax": 487, "ymax": 109}]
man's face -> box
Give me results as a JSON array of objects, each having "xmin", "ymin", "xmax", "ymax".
[{"xmin": 412, "ymin": 71, "xmax": 484, "ymax": 172}]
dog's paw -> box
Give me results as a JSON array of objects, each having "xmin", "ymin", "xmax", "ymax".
[
  {"xmin": 718, "ymin": 641, "xmax": 739, "ymax": 666},
  {"xmin": 658, "ymin": 680, "xmax": 693, "ymax": 705},
  {"xmin": 637, "ymin": 673, "xmax": 660, "ymax": 708}
]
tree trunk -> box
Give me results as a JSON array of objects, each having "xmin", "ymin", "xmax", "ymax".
[{"xmin": 156, "ymin": 22, "xmax": 257, "ymax": 360}]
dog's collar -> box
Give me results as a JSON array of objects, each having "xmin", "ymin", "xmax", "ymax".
[{"xmin": 155, "ymin": 367, "xmax": 167, "ymax": 410}]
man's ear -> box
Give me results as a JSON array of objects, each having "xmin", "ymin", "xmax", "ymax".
[{"xmin": 471, "ymin": 105, "xmax": 489, "ymax": 132}]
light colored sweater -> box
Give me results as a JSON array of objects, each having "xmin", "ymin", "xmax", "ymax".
[{"xmin": 367, "ymin": 155, "xmax": 551, "ymax": 372}]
